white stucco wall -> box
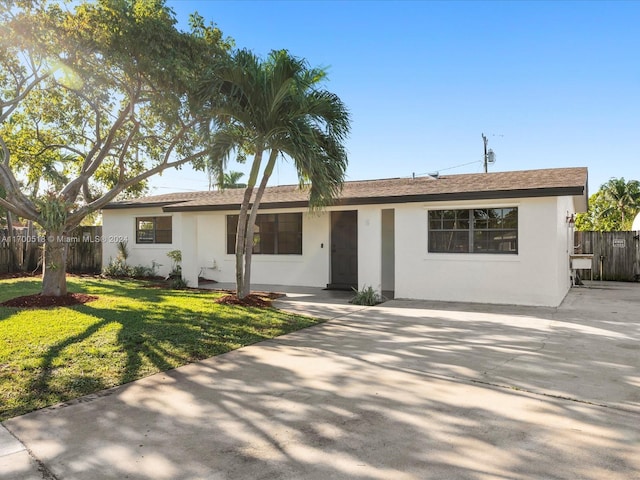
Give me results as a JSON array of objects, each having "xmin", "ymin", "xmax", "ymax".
[
  {"xmin": 192, "ymin": 208, "xmax": 331, "ymax": 288},
  {"xmin": 357, "ymin": 206, "xmax": 382, "ymax": 292},
  {"xmin": 101, "ymin": 207, "xmax": 179, "ymax": 277},
  {"xmin": 102, "ymin": 194, "xmax": 579, "ymax": 306},
  {"xmin": 394, "ymin": 196, "xmax": 576, "ymax": 306},
  {"xmin": 103, "ymin": 206, "xmax": 334, "ymax": 288},
  {"xmin": 381, "ymin": 209, "xmax": 395, "ymax": 294}
]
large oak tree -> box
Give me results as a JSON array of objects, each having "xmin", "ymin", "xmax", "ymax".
[{"xmin": 0, "ymin": 0, "xmax": 230, "ymax": 295}]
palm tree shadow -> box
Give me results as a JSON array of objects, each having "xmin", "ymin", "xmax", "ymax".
[
  {"xmin": 11, "ymin": 270, "xmax": 298, "ymax": 420},
  {"xmin": 24, "ymin": 295, "xmax": 202, "ymax": 411},
  {"xmin": 27, "ymin": 318, "xmax": 112, "ymax": 408}
]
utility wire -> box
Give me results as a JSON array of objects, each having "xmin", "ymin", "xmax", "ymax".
[
  {"xmin": 413, "ymin": 159, "xmax": 482, "ymax": 178},
  {"xmin": 437, "ymin": 159, "xmax": 483, "ymax": 172}
]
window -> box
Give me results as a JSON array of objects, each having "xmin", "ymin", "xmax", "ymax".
[
  {"xmin": 227, "ymin": 213, "xmax": 302, "ymax": 255},
  {"xmin": 136, "ymin": 216, "xmax": 172, "ymax": 244},
  {"xmin": 428, "ymin": 208, "xmax": 517, "ymax": 254}
]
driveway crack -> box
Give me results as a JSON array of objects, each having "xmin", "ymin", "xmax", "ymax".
[{"xmin": 482, "ymin": 331, "xmax": 551, "ymax": 376}]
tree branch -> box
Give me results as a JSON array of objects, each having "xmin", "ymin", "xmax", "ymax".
[
  {"xmin": 0, "ymin": 140, "xmax": 30, "ymax": 211},
  {"xmin": 81, "ymin": 179, "xmax": 94, "ymax": 204},
  {"xmin": 0, "ymin": 136, "xmax": 9, "ymax": 167},
  {"xmin": 66, "ymin": 148, "xmax": 210, "ymax": 226},
  {"xmin": 35, "ymin": 143, "xmax": 86, "ymax": 158},
  {"xmin": 59, "ymin": 82, "xmax": 104, "ymax": 147},
  {"xmin": 0, "ymin": 71, "xmax": 50, "ymax": 124},
  {"xmin": 117, "ymin": 121, "xmax": 140, "ymax": 183},
  {"xmin": 159, "ymin": 122, "xmax": 191, "ymax": 167},
  {"xmin": 0, "ymin": 184, "xmax": 39, "ymax": 221},
  {"xmin": 60, "ymin": 100, "xmax": 135, "ymax": 201}
]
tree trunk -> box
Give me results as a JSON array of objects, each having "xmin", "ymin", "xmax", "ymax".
[
  {"xmin": 241, "ymin": 151, "xmax": 278, "ymax": 299},
  {"xmin": 235, "ymin": 186, "xmax": 252, "ymax": 298},
  {"xmin": 5, "ymin": 210, "xmax": 17, "ymax": 271},
  {"xmin": 236, "ymin": 150, "xmax": 264, "ymax": 299},
  {"xmin": 42, "ymin": 230, "xmax": 69, "ymax": 296}
]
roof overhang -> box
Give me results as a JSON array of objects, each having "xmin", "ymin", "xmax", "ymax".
[
  {"xmin": 102, "ymin": 201, "xmax": 186, "ymax": 210},
  {"xmin": 161, "ymin": 185, "xmax": 587, "ymax": 212}
]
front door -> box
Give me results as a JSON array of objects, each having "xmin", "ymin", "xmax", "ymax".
[{"xmin": 329, "ymin": 210, "xmax": 358, "ymax": 289}]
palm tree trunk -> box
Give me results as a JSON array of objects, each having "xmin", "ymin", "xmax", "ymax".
[
  {"xmin": 241, "ymin": 150, "xmax": 278, "ymax": 299},
  {"xmin": 236, "ymin": 150, "xmax": 264, "ymax": 298},
  {"xmin": 235, "ymin": 187, "xmax": 252, "ymax": 297}
]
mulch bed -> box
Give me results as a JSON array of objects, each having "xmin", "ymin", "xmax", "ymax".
[
  {"xmin": 0, "ymin": 273, "xmax": 283, "ymax": 309},
  {"xmin": 0, "ymin": 293, "xmax": 98, "ymax": 309},
  {"xmin": 214, "ymin": 292, "xmax": 284, "ymax": 308}
]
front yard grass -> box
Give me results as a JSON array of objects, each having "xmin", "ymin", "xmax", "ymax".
[{"xmin": 0, "ymin": 276, "xmax": 320, "ymax": 421}]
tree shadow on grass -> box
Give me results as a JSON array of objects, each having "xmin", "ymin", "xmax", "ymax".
[{"xmin": 3, "ymin": 279, "xmax": 310, "ymax": 420}]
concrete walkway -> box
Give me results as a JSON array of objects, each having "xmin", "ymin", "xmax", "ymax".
[{"xmin": 2, "ymin": 282, "xmax": 639, "ymax": 479}]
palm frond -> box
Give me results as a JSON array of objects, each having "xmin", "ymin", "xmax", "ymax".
[{"xmin": 195, "ymin": 47, "xmax": 350, "ymax": 205}]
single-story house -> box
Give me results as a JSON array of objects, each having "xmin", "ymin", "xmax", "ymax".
[{"xmin": 102, "ymin": 166, "xmax": 588, "ymax": 306}]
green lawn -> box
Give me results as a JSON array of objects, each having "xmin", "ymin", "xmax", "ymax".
[{"xmin": 0, "ymin": 277, "xmax": 320, "ymax": 421}]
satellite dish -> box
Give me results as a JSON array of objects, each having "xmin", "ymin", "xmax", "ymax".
[
  {"xmin": 632, "ymin": 212, "xmax": 640, "ymax": 231},
  {"xmin": 487, "ymin": 149, "xmax": 496, "ymax": 164}
]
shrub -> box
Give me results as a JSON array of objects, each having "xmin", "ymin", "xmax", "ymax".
[
  {"xmin": 349, "ymin": 285, "xmax": 386, "ymax": 306},
  {"xmin": 169, "ymin": 276, "xmax": 189, "ymax": 289},
  {"xmin": 102, "ymin": 258, "xmax": 132, "ymax": 277},
  {"xmin": 166, "ymin": 250, "xmax": 182, "ymax": 277},
  {"xmin": 103, "ymin": 259, "xmax": 159, "ymax": 279},
  {"xmin": 116, "ymin": 240, "xmax": 129, "ymax": 263},
  {"xmin": 130, "ymin": 263, "xmax": 159, "ymax": 278}
]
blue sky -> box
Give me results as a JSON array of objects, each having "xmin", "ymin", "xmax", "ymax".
[{"xmin": 150, "ymin": 0, "xmax": 640, "ymax": 195}]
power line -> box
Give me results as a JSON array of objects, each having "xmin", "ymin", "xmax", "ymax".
[
  {"xmin": 436, "ymin": 159, "xmax": 483, "ymax": 173},
  {"xmin": 413, "ymin": 159, "xmax": 482, "ymax": 178}
]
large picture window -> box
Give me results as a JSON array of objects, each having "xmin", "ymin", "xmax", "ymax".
[
  {"xmin": 428, "ymin": 208, "xmax": 518, "ymax": 254},
  {"xmin": 136, "ymin": 216, "xmax": 172, "ymax": 244},
  {"xmin": 227, "ymin": 213, "xmax": 302, "ymax": 255}
]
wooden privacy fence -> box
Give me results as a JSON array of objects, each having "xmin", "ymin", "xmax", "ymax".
[
  {"xmin": 0, "ymin": 226, "xmax": 103, "ymax": 274},
  {"xmin": 574, "ymin": 231, "xmax": 640, "ymax": 281},
  {"xmin": 0, "ymin": 240, "xmax": 14, "ymax": 274},
  {"xmin": 0, "ymin": 231, "xmax": 26, "ymax": 273},
  {"xmin": 66, "ymin": 226, "xmax": 103, "ymax": 273}
]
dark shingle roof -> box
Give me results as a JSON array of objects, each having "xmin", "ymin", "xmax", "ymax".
[
  {"xmin": 103, "ymin": 167, "xmax": 588, "ymax": 211},
  {"xmin": 101, "ymin": 190, "xmax": 214, "ymax": 209}
]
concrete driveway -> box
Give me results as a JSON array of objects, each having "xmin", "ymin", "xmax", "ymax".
[{"xmin": 2, "ymin": 282, "xmax": 639, "ymax": 479}]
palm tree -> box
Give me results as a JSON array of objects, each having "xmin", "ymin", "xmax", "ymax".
[
  {"xmin": 599, "ymin": 178, "xmax": 640, "ymax": 227},
  {"xmin": 208, "ymin": 169, "xmax": 246, "ymax": 190},
  {"xmin": 221, "ymin": 171, "xmax": 246, "ymax": 189},
  {"xmin": 198, "ymin": 49, "xmax": 350, "ymax": 298}
]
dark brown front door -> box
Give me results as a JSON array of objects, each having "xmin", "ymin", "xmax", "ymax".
[{"xmin": 329, "ymin": 210, "xmax": 358, "ymax": 289}]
